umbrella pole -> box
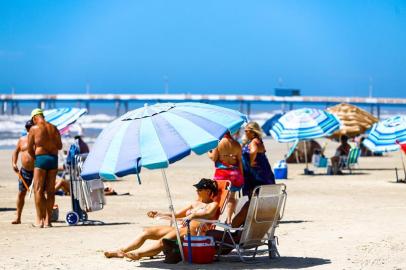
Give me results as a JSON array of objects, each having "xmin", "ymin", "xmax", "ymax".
[
  {"xmin": 400, "ymin": 150, "xmax": 406, "ymax": 181},
  {"xmin": 161, "ymin": 169, "xmax": 186, "ymax": 262},
  {"xmin": 304, "ymin": 141, "xmax": 309, "ymax": 170}
]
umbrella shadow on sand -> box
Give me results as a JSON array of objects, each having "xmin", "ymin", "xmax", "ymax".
[
  {"xmin": 138, "ymin": 255, "xmax": 331, "ymax": 269},
  {"xmin": 0, "ymin": 207, "xmax": 16, "ymax": 212},
  {"xmin": 280, "ymin": 220, "xmax": 312, "ymax": 224},
  {"xmin": 299, "ymin": 172, "xmax": 369, "ymax": 176},
  {"xmin": 48, "ymin": 221, "xmax": 134, "ymax": 228}
]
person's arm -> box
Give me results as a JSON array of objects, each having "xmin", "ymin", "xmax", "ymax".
[
  {"xmin": 237, "ymin": 146, "xmax": 244, "ymax": 175},
  {"xmin": 27, "ymin": 128, "xmax": 36, "ymax": 158},
  {"xmin": 11, "ymin": 139, "xmax": 21, "ymax": 173},
  {"xmin": 147, "ymin": 203, "xmax": 192, "ymax": 219},
  {"xmin": 55, "ymin": 126, "xmax": 62, "ymax": 150},
  {"xmin": 207, "ymin": 147, "xmax": 219, "ymax": 162},
  {"xmin": 249, "ymin": 139, "xmax": 259, "ymax": 166},
  {"xmin": 185, "ymin": 202, "xmax": 219, "ymax": 221}
]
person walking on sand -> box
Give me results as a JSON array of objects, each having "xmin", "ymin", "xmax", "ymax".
[
  {"xmin": 27, "ymin": 109, "xmax": 62, "ymax": 228},
  {"xmin": 11, "ymin": 120, "xmax": 35, "ymax": 224},
  {"xmin": 208, "ymin": 131, "xmax": 244, "ymax": 224}
]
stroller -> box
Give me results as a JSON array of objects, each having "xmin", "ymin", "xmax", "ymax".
[{"xmin": 65, "ymin": 143, "xmax": 106, "ymax": 225}]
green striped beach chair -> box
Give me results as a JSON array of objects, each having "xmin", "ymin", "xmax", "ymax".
[{"xmin": 340, "ymin": 148, "xmax": 361, "ymax": 174}]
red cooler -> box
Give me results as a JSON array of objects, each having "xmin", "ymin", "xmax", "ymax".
[{"xmin": 182, "ymin": 236, "xmax": 216, "ymax": 264}]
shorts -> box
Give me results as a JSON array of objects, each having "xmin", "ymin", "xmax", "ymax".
[
  {"xmin": 18, "ymin": 168, "xmax": 33, "ymax": 192},
  {"xmin": 214, "ymin": 168, "xmax": 244, "ymax": 192},
  {"xmin": 35, "ymin": 154, "xmax": 58, "ymax": 170}
]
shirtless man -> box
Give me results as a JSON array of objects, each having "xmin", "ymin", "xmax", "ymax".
[
  {"xmin": 11, "ymin": 120, "xmax": 35, "ymax": 224},
  {"xmin": 208, "ymin": 131, "xmax": 244, "ymax": 224},
  {"xmin": 27, "ymin": 108, "xmax": 62, "ymax": 227}
]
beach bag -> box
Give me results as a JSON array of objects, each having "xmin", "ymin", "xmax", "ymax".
[{"xmin": 162, "ymin": 239, "xmax": 182, "ymax": 264}]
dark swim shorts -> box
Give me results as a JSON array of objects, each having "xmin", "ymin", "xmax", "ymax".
[
  {"xmin": 18, "ymin": 167, "xmax": 33, "ymax": 192},
  {"xmin": 35, "ymin": 154, "xmax": 58, "ymax": 170}
]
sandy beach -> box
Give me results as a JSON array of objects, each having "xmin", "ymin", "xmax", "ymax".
[{"xmin": 1, "ymin": 138, "xmax": 406, "ymax": 270}]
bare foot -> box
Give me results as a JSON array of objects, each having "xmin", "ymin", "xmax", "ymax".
[
  {"xmin": 31, "ymin": 223, "xmax": 44, "ymax": 228},
  {"xmin": 104, "ymin": 250, "xmax": 125, "ymax": 259},
  {"xmin": 44, "ymin": 224, "xmax": 53, "ymax": 228},
  {"xmin": 11, "ymin": 219, "xmax": 21, "ymax": 224},
  {"xmin": 124, "ymin": 252, "xmax": 140, "ymax": 261}
]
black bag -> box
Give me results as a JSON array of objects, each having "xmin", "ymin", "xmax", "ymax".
[{"xmin": 162, "ymin": 238, "xmax": 182, "ymax": 264}]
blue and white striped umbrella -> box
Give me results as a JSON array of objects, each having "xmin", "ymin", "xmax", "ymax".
[
  {"xmin": 44, "ymin": 107, "xmax": 87, "ymax": 134},
  {"xmin": 23, "ymin": 107, "xmax": 87, "ymax": 135},
  {"xmin": 81, "ymin": 102, "xmax": 247, "ymax": 181},
  {"xmin": 270, "ymin": 108, "xmax": 341, "ymax": 142},
  {"xmin": 363, "ymin": 115, "xmax": 406, "ymax": 152}
]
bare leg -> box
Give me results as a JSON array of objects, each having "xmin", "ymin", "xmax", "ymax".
[
  {"xmin": 12, "ymin": 190, "xmax": 27, "ymax": 224},
  {"xmin": 34, "ymin": 168, "xmax": 47, "ymax": 227},
  {"xmin": 225, "ymin": 191, "xmax": 237, "ymax": 224},
  {"xmin": 104, "ymin": 226, "xmax": 174, "ymax": 258},
  {"xmin": 231, "ymin": 201, "xmax": 249, "ymax": 228},
  {"xmin": 331, "ymin": 157, "xmax": 340, "ymax": 175},
  {"xmin": 125, "ymin": 227, "xmax": 181, "ymax": 260},
  {"xmin": 44, "ymin": 169, "xmax": 57, "ymax": 226}
]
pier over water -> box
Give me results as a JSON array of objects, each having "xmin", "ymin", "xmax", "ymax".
[{"xmin": 1, "ymin": 94, "xmax": 406, "ymax": 118}]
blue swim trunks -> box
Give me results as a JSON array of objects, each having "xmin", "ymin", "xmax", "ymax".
[
  {"xmin": 35, "ymin": 154, "xmax": 58, "ymax": 170},
  {"xmin": 18, "ymin": 167, "xmax": 33, "ymax": 192}
]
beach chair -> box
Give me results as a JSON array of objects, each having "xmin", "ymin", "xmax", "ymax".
[
  {"xmin": 340, "ymin": 148, "xmax": 361, "ymax": 174},
  {"xmin": 209, "ymin": 184, "xmax": 287, "ymax": 262},
  {"xmin": 312, "ymin": 153, "xmax": 328, "ymax": 173}
]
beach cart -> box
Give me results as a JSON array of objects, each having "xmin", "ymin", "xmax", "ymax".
[{"xmin": 65, "ymin": 144, "xmax": 106, "ymax": 225}]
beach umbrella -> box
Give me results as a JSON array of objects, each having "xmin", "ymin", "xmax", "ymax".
[
  {"xmin": 363, "ymin": 115, "xmax": 406, "ymax": 153},
  {"xmin": 270, "ymin": 108, "xmax": 341, "ymax": 142},
  {"xmin": 327, "ymin": 103, "xmax": 378, "ymax": 138},
  {"xmin": 23, "ymin": 107, "xmax": 88, "ymax": 135},
  {"xmin": 363, "ymin": 115, "xmax": 406, "ymax": 181},
  {"xmin": 80, "ymin": 102, "xmax": 247, "ymax": 262},
  {"xmin": 261, "ymin": 113, "xmax": 283, "ymax": 136},
  {"xmin": 270, "ymin": 108, "xmax": 341, "ymax": 173}
]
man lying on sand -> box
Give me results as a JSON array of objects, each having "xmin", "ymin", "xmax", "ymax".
[
  {"xmin": 28, "ymin": 108, "xmax": 62, "ymax": 228},
  {"xmin": 11, "ymin": 120, "xmax": 34, "ymax": 224},
  {"xmin": 104, "ymin": 178, "xmax": 219, "ymax": 261}
]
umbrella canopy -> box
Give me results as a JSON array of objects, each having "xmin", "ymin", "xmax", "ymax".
[
  {"xmin": 363, "ymin": 115, "xmax": 406, "ymax": 152},
  {"xmin": 23, "ymin": 107, "xmax": 87, "ymax": 135},
  {"xmin": 81, "ymin": 102, "xmax": 247, "ymax": 181},
  {"xmin": 327, "ymin": 103, "xmax": 378, "ymax": 138},
  {"xmin": 270, "ymin": 108, "xmax": 341, "ymax": 143},
  {"xmin": 262, "ymin": 113, "xmax": 283, "ymax": 136}
]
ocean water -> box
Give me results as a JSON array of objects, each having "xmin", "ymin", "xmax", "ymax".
[{"xmin": 1, "ymin": 104, "xmax": 405, "ymax": 149}]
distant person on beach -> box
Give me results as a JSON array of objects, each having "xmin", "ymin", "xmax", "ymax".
[
  {"xmin": 331, "ymin": 135, "xmax": 351, "ymax": 175},
  {"xmin": 242, "ymin": 122, "xmax": 275, "ymax": 197},
  {"xmin": 208, "ymin": 131, "xmax": 244, "ymax": 224},
  {"xmin": 11, "ymin": 120, "xmax": 34, "ymax": 224},
  {"xmin": 28, "ymin": 108, "xmax": 62, "ymax": 228},
  {"xmin": 74, "ymin": 135, "xmax": 89, "ymax": 154},
  {"xmin": 104, "ymin": 179, "xmax": 219, "ymax": 261}
]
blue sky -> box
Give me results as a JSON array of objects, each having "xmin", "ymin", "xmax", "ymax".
[{"xmin": 0, "ymin": 0, "xmax": 405, "ymax": 97}]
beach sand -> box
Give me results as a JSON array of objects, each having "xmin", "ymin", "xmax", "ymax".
[{"xmin": 1, "ymin": 138, "xmax": 406, "ymax": 270}]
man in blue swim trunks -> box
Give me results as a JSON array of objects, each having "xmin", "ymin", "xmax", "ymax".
[
  {"xmin": 28, "ymin": 108, "xmax": 62, "ymax": 228},
  {"xmin": 11, "ymin": 120, "xmax": 35, "ymax": 224}
]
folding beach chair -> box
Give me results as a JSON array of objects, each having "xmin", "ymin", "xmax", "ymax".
[
  {"xmin": 340, "ymin": 148, "xmax": 361, "ymax": 174},
  {"xmin": 210, "ymin": 184, "xmax": 287, "ymax": 262}
]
